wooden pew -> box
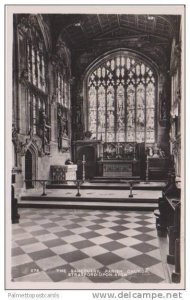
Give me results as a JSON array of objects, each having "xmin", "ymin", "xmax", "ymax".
[{"xmin": 11, "ymin": 174, "xmax": 20, "ymax": 224}]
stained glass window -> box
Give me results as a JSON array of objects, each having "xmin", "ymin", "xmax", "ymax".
[
  {"xmin": 56, "ymin": 71, "xmax": 70, "ymax": 109},
  {"xmin": 87, "ymin": 53, "xmax": 156, "ymax": 143},
  {"xmin": 25, "ymin": 27, "xmax": 49, "ymax": 141},
  {"xmin": 27, "ymin": 42, "xmax": 47, "ymax": 91}
]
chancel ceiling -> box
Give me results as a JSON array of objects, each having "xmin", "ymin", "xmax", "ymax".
[{"xmin": 46, "ymin": 14, "xmax": 180, "ymax": 72}]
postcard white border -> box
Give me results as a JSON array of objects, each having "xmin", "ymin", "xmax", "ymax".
[{"xmin": 4, "ymin": 3, "xmax": 186, "ymax": 292}]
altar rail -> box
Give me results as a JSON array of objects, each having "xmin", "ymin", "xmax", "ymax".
[{"xmin": 25, "ymin": 179, "xmax": 84, "ymax": 197}]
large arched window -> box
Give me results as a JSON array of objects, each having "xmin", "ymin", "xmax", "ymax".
[
  {"xmin": 87, "ymin": 52, "xmax": 157, "ymax": 144},
  {"xmin": 26, "ymin": 30, "xmax": 48, "ymax": 136},
  {"xmin": 17, "ymin": 15, "xmax": 50, "ymax": 138}
]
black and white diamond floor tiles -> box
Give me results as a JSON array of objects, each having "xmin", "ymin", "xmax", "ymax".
[{"xmin": 11, "ymin": 208, "xmax": 167, "ymax": 283}]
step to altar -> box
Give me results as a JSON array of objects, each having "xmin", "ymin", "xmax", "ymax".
[
  {"xmin": 20, "ymin": 195, "xmax": 158, "ymax": 203},
  {"xmin": 21, "ymin": 188, "xmax": 162, "ymax": 200},
  {"xmin": 91, "ymin": 177, "xmax": 165, "ymax": 183},
  {"xmin": 19, "ymin": 188, "xmax": 161, "ymax": 210},
  {"xmin": 47, "ymin": 180, "xmax": 166, "ymax": 190},
  {"xmin": 18, "ymin": 200, "xmax": 158, "ymax": 210}
]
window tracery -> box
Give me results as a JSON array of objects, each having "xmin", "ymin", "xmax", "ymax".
[
  {"xmin": 18, "ymin": 15, "xmax": 50, "ymax": 153},
  {"xmin": 87, "ymin": 53, "xmax": 156, "ymax": 144}
]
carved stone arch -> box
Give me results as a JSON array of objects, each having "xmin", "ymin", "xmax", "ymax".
[
  {"xmin": 83, "ymin": 48, "xmax": 159, "ymax": 82},
  {"xmin": 36, "ymin": 14, "xmax": 52, "ymax": 52},
  {"xmin": 25, "ymin": 140, "xmax": 38, "ymax": 156},
  {"xmin": 18, "ymin": 14, "xmax": 51, "ymax": 54},
  {"xmin": 55, "ymin": 40, "xmax": 72, "ymax": 77}
]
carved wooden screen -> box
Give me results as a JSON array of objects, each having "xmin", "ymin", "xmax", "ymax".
[{"xmin": 87, "ymin": 53, "xmax": 156, "ymax": 143}]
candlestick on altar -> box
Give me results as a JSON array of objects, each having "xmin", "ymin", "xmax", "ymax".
[
  {"xmin": 82, "ymin": 155, "xmax": 86, "ymax": 182},
  {"xmin": 116, "ymin": 142, "xmax": 120, "ymax": 155},
  {"xmin": 133, "ymin": 145, "xmax": 137, "ymax": 161},
  {"xmin": 145, "ymin": 155, "xmax": 149, "ymax": 183}
]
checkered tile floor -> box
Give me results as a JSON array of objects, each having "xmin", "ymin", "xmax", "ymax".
[{"xmin": 11, "ymin": 208, "xmax": 167, "ymax": 283}]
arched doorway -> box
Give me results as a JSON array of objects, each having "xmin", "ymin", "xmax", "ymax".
[{"xmin": 25, "ymin": 149, "xmax": 35, "ymax": 189}]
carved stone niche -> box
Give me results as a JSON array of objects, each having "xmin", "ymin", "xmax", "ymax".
[
  {"xmin": 159, "ymin": 81, "xmax": 170, "ymax": 127},
  {"xmin": 12, "ymin": 125, "xmax": 26, "ymax": 155},
  {"xmin": 12, "ymin": 124, "xmax": 49, "ymax": 157},
  {"xmin": 57, "ymin": 104, "xmax": 70, "ymax": 152},
  {"xmin": 170, "ymin": 40, "xmax": 181, "ymax": 75},
  {"xmin": 17, "ymin": 15, "xmax": 39, "ymax": 36}
]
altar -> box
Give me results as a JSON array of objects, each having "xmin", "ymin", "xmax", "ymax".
[
  {"xmin": 99, "ymin": 159, "xmax": 140, "ymax": 178},
  {"xmin": 73, "ymin": 138, "xmax": 143, "ymax": 179}
]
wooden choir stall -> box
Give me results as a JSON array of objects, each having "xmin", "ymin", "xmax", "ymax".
[{"xmin": 155, "ymin": 166, "xmax": 181, "ymax": 283}]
